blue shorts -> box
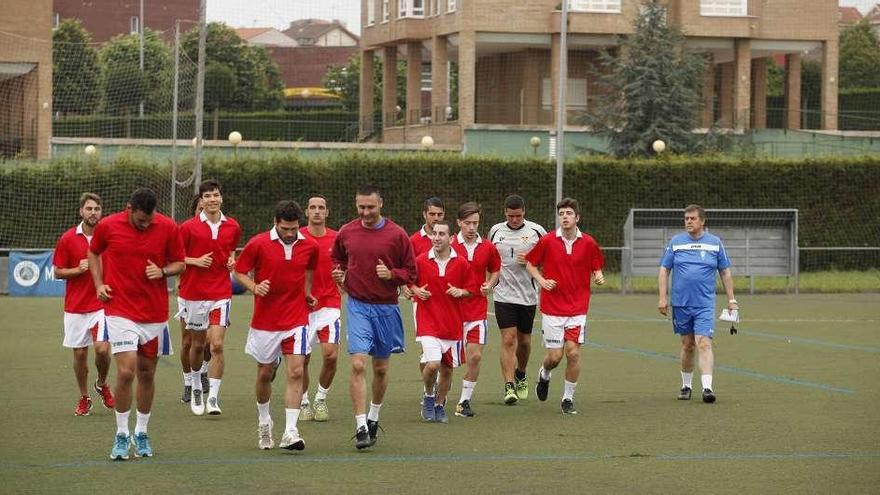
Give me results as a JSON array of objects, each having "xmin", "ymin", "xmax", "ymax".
[
  {"xmin": 672, "ymin": 306, "xmax": 715, "ymax": 338},
  {"xmin": 345, "ymin": 297, "xmax": 406, "ymax": 358}
]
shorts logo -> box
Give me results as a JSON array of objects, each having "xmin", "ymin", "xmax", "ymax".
[
  {"xmin": 112, "ymin": 340, "xmax": 135, "ymax": 347},
  {"xmin": 12, "ymin": 260, "xmax": 40, "ymax": 287},
  {"xmin": 546, "ymin": 338, "xmax": 561, "ymax": 344}
]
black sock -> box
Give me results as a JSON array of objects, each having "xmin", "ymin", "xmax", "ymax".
[{"xmin": 514, "ymin": 369, "xmax": 526, "ymax": 381}]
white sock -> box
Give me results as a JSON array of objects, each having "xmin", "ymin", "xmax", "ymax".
[
  {"xmin": 701, "ymin": 374, "xmax": 713, "ymax": 391},
  {"xmin": 257, "ymin": 401, "xmax": 271, "ymax": 424},
  {"xmin": 301, "ymin": 393, "xmax": 310, "ymax": 407},
  {"xmin": 200, "ymin": 360, "xmax": 209, "ymax": 374},
  {"xmin": 315, "ymin": 384, "xmax": 330, "ymax": 401},
  {"xmin": 563, "ymin": 380, "xmax": 577, "ymax": 400},
  {"xmin": 208, "ymin": 378, "xmax": 221, "ymax": 400},
  {"xmin": 189, "ymin": 371, "xmax": 201, "ymax": 392},
  {"xmin": 183, "ymin": 373, "xmax": 192, "ymax": 386},
  {"xmin": 539, "ymin": 366, "xmax": 552, "ymax": 381},
  {"xmin": 355, "ymin": 414, "xmax": 367, "ymax": 429},
  {"xmin": 285, "ymin": 408, "xmax": 300, "ymax": 432},
  {"xmin": 681, "ymin": 371, "xmax": 693, "ymax": 388},
  {"xmin": 367, "ymin": 402, "xmax": 382, "ymax": 422},
  {"xmin": 115, "ymin": 409, "xmax": 130, "ymax": 435},
  {"xmin": 134, "ymin": 410, "xmax": 150, "ymax": 435},
  {"xmin": 459, "ymin": 380, "xmax": 476, "ymax": 403}
]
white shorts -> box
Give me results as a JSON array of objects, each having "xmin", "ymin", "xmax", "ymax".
[
  {"xmin": 308, "ymin": 307, "xmax": 341, "ymax": 345},
  {"xmin": 417, "ymin": 336, "xmax": 464, "ymax": 368},
  {"xmin": 105, "ymin": 315, "xmax": 174, "ymax": 357},
  {"xmin": 62, "ymin": 310, "xmax": 107, "ymax": 348},
  {"xmin": 245, "ymin": 326, "xmax": 310, "ymax": 364},
  {"xmin": 175, "ymin": 298, "xmax": 231, "ymax": 331},
  {"xmin": 463, "ymin": 319, "xmax": 488, "ymax": 345},
  {"xmin": 541, "ymin": 314, "xmax": 587, "ymax": 349}
]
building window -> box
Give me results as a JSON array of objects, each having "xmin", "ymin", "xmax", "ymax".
[
  {"xmin": 700, "ymin": 0, "xmax": 747, "ymax": 17},
  {"xmin": 447, "ymin": 0, "xmax": 456, "ymax": 12},
  {"xmin": 367, "ymin": 0, "xmax": 376, "ymax": 25},
  {"xmin": 52, "ymin": 13, "xmax": 60, "ymax": 29},
  {"xmin": 130, "ymin": 16, "xmax": 140, "ymax": 34},
  {"xmin": 383, "ymin": 0, "xmax": 390, "ymax": 21},
  {"xmin": 541, "ymin": 78, "xmax": 589, "ymax": 112},
  {"xmin": 400, "ymin": 0, "xmax": 425, "ymax": 18},
  {"xmin": 570, "ymin": 0, "xmax": 621, "ymax": 13},
  {"xmin": 421, "ymin": 63, "xmax": 432, "ymax": 92}
]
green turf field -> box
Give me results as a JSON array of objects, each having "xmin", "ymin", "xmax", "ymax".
[{"xmin": 1, "ymin": 293, "xmax": 878, "ymax": 493}]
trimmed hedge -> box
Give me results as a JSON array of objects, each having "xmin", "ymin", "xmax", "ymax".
[
  {"xmin": 767, "ymin": 88, "xmax": 880, "ymax": 130},
  {"xmin": 2, "ymin": 154, "xmax": 879, "ymax": 271}
]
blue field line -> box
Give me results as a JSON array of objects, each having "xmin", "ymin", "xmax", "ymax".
[
  {"xmin": 2, "ymin": 451, "xmax": 878, "ymax": 470},
  {"xmin": 586, "ymin": 342, "xmax": 855, "ymax": 395},
  {"xmin": 736, "ymin": 329, "xmax": 880, "ymax": 354}
]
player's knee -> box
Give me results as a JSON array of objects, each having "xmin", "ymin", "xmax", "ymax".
[
  {"xmin": 257, "ymin": 365, "xmax": 274, "ymax": 383},
  {"xmin": 564, "ymin": 347, "xmax": 580, "ymax": 363},
  {"xmin": 696, "ymin": 338, "xmax": 712, "ymax": 352},
  {"xmin": 681, "ymin": 341, "xmax": 696, "ymax": 353},
  {"xmin": 287, "ymin": 365, "xmax": 303, "ymax": 381},
  {"xmin": 373, "ymin": 362, "xmax": 390, "ymax": 378},
  {"xmin": 210, "ymin": 341, "xmax": 224, "ymax": 355},
  {"xmin": 350, "ymin": 359, "xmax": 367, "ymax": 376},
  {"xmin": 501, "ymin": 333, "xmax": 516, "ymax": 348},
  {"xmin": 116, "ymin": 367, "xmax": 135, "ymax": 383},
  {"xmin": 469, "ymin": 350, "xmax": 482, "ymax": 366},
  {"xmin": 545, "ymin": 352, "xmax": 563, "ymax": 367}
]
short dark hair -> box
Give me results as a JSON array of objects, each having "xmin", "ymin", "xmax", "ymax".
[
  {"xmin": 423, "ymin": 196, "xmax": 444, "ymax": 212},
  {"xmin": 504, "ymin": 194, "xmax": 525, "ymax": 210},
  {"xmin": 198, "ymin": 179, "xmax": 222, "ymax": 197},
  {"xmin": 684, "ymin": 204, "xmax": 706, "ymax": 221},
  {"xmin": 432, "ymin": 218, "xmax": 454, "ymax": 232},
  {"xmin": 275, "ymin": 200, "xmax": 304, "ymax": 223},
  {"xmin": 457, "ymin": 201, "xmax": 481, "ymax": 220},
  {"xmin": 129, "ymin": 188, "xmax": 158, "ymax": 214},
  {"xmin": 79, "ymin": 192, "xmax": 101, "ymax": 208},
  {"xmin": 356, "ymin": 184, "xmax": 382, "ymax": 199},
  {"xmin": 189, "ymin": 194, "xmax": 202, "ymax": 215},
  {"xmin": 556, "ymin": 197, "xmax": 580, "ymax": 216},
  {"xmin": 308, "ymin": 194, "xmax": 327, "ymax": 204}
]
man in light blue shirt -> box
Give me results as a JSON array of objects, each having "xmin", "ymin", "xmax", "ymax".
[{"xmin": 658, "ymin": 205, "xmax": 738, "ymax": 404}]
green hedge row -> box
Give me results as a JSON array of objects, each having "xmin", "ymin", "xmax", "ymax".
[
  {"xmin": 52, "ymin": 110, "xmax": 368, "ymax": 142},
  {"xmin": 3, "ymin": 154, "xmax": 879, "ymax": 270},
  {"xmin": 767, "ymin": 88, "xmax": 880, "ymax": 130}
]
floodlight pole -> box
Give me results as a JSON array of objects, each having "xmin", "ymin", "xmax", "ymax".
[
  {"xmin": 193, "ymin": 0, "xmax": 207, "ymax": 192},
  {"xmin": 171, "ymin": 19, "xmax": 180, "ymax": 221},
  {"xmin": 139, "ymin": 0, "xmax": 145, "ymax": 118},
  {"xmin": 555, "ymin": 0, "xmax": 569, "ymax": 227}
]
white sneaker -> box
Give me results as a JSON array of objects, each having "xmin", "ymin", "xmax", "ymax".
[
  {"xmin": 206, "ymin": 396, "xmax": 222, "ymax": 415},
  {"xmin": 299, "ymin": 404, "xmax": 314, "ymax": 421},
  {"xmin": 190, "ymin": 389, "xmax": 205, "ymax": 416},
  {"xmin": 257, "ymin": 420, "xmax": 274, "ymax": 450},
  {"xmin": 279, "ymin": 429, "xmax": 305, "ymax": 451}
]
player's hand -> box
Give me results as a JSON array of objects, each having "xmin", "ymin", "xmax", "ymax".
[
  {"xmin": 401, "ymin": 285, "xmax": 414, "ymax": 299},
  {"xmin": 658, "ymin": 297, "xmax": 669, "ymax": 316},
  {"xmin": 728, "ymin": 301, "xmax": 739, "ymax": 311},
  {"xmin": 306, "ymin": 294, "xmax": 317, "ymax": 308},
  {"xmin": 193, "ymin": 252, "xmax": 213, "ymax": 268},
  {"xmin": 145, "ymin": 260, "xmax": 164, "ymax": 280},
  {"xmin": 225, "ymin": 253, "xmax": 235, "ymax": 271},
  {"xmin": 539, "ymin": 278, "xmax": 557, "ymax": 291},
  {"xmin": 446, "ymin": 283, "xmax": 465, "ymax": 298},
  {"xmin": 253, "ymin": 279, "xmax": 271, "ymax": 297},
  {"xmin": 480, "ymin": 282, "xmax": 492, "ymax": 296},
  {"xmin": 516, "ymin": 252, "xmax": 527, "ymax": 265},
  {"xmin": 96, "ymin": 284, "xmax": 112, "ymax": 302},
  {"xmin": 376, "ymin": 259, "xmax": 392, "ymax": 280},
  {"xmin": 77, "ymin": 258, "xmax": 89, "ymax": 273},
  {"xmin": 592, "ymin": 270, "xmax": 605, "ymax": 286},
  {"xmin": 331, "ymin": 264, "xmax": 346, "ymax": 285},
  {"xmin": 412, "ymin": 284, "xmax": 431, "ymax": 301}
]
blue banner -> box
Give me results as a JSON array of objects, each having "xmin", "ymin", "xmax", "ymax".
[{"xmin": 8, "ymin": 251, "xmax": 66, "ymax": 297}]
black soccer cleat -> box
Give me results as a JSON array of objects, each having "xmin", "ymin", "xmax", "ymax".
[
  {"xmin": 561, "ymin": 399, "xmax": 578, "ymax": 415},
  {"xmin": 354, "ymin": 426, "xmax": 371, "ymax": 450},
  {"xmin": 678, "ymin": 386, "xmax": 692, "ymax": 401},
  {"xmin": 180, "ymin": 385, "xmax": 192, "ymax": 403},
  {"xmin": 367, "ymin": 420, "xmax": 381, "ymax": 447},
  {"xmin": 455, "ymin": 400, "xmax": 474, "ymax": 417},
  {"xmin": 702, "ymin": 388, "xmax": 716, "ymax": 404},
  {"xmin": 536, "ymin": 377, "xmax": 550, "ymax": 402}
]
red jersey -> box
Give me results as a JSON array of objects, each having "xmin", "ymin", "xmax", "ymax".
[
  {"xmin": 235, "ymin": 228, "xmax": 319, "ymax": 331},
  {"xmin": 451, "ymin": 233, "xmax": 501, "ymax": 321},
  {"xmin": 409, "ymin": 227, "xmax": 433, "ymax": 257},
  {"xmin": 525, "ymin": 228, "xmax": 604, "ymax": 317},
  {"xmin": 414, "ymin": 248, "xmax": 477, "ymax": 341},
  {"xmin": 89, "ymin": 210, "xmax": 185, "ymax": 323},
  {"xmin": 299, "ymin": 226, "xmax": 340, "ymax": 310},
  {"xmin": 178, "ymin": 211, "xmax": 242, "ymax": 301},
  {"xmin": 331, "ymin": 218, "xmax": 416, "ymax": 304},
  {"xmin": 53, "ymin": 223, "xmax": 102, "ymax": 313}
]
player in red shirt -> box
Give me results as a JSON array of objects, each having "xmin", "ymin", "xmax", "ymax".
[
  {"xmin": 525, "ymin": 198, "xmax": 605, "ymax": 415},
  {"xmin": 450, "ymin": 202, "xmax": 501, "ymax": 418},
  {"xmin": 177, "ymin": 179, "xmax": 242, "ymax": 416},
  {"xmin": 53, "ymin": 192, "xmax": 114, "ymax": 416},
  {"xmin": 88, "ymin": 188, "xmax": 185, "ymax": 460},
  {"xmin": 298, "ymin": 196, "xmax": 340, "ymax": 423},
  {"xmin": 235, "ymin": 200, "xmax": 319, "ymax": 452},
  {"xmin": 411, "ymin": 219, "xmax": 476, "ymax": 423}
]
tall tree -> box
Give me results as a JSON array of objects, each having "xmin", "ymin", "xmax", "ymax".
[
  {"xmin": 839, "ymin": 20, "xmax": 880, "ymax": 89},
  {"xmin": 99, "ymin": 29, "xmax": 172, "ymax": 115},
  {"xmin": 53, "ymin": 20, "xmax": 100, "ymax": 115},
  {"xmin": 587, "ymin": 1, "xmax": 706, "ymax": 156},
  {"xmin": 322, "ymin": 54, "xmax": 408, "ymax": 112}
]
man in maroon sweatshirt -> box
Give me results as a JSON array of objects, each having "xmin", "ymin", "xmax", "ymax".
[{"xmin": 331, "ymin": 184, "xmax": 417, "ymax": 450}]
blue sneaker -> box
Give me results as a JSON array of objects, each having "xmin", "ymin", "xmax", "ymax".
[
  {"xmin": 421, "ymin": 395, "xmax": 435, "ymax": 422},
  {"xmin": 110, "ymin": 433, "xmax": 131, "ymax": 460},
  {"xmin": 134, "ymin": 432, "xmax": 153, "ymax": 457},
  {"xmin": 434, "ymin": 404, "xmax": 448, "ymax": 424}
]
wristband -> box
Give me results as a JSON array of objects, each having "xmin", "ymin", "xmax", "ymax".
[{"xmin": 161, "ymin": 267, "xmax": 168, "ymax": 277}]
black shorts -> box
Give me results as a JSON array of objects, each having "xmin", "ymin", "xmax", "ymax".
[{"xmin": 494, "ymin": 301, "xmax": 537, "ymax": 334}]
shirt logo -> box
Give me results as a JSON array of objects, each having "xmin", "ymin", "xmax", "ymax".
[
  {"xmin": 700, "ymin": 251, "xmax": 706, "ymax": 260},
  {"xmin": 521, "ymin": 236, "xmax": 530, "ymax": 244}
]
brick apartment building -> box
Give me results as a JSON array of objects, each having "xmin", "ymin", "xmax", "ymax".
[
  {"xmin": 53, "ymin": 0, "xmax": 199, "ymax": 42},
  {"xmin": 359, "ymin": 0, "xmax": 840, "ymax": 145},
  {"xmin": 0, "ymin": 0, "xmax": 52, "ymax": 159}
]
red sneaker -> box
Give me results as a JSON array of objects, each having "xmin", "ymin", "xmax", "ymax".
[
  {"xmin": 94, "ymin": 380, "xmax": 115, "ymax": 409},
  {"xmin": 75, "ymin": 395, "xmax": 92, "ymax": 416}
]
